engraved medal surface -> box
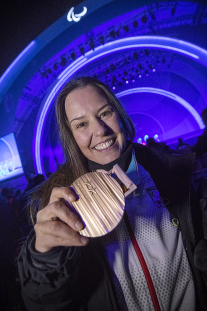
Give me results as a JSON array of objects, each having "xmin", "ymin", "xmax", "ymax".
[{"xmin": 70, "ymin": 171, "xmax": 125, "ymax": 238}]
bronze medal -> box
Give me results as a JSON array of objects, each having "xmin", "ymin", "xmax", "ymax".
[{"xmin": 70, "ymin": 164, "xmax": 137, "ymax": 237}]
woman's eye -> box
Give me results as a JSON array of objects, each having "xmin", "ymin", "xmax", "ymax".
[
  {"xmin": 100, "ymin": 110, "xmax": 112, "ymax": 118},
  {"xmin": 76, "ymin": 122, "xmax": 87, "ymax": 129}
]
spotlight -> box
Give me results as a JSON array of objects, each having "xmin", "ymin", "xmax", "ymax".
[
  {"xmin": 40, "ymin": 71, "xmax": 46, "ymax": 78},
  {"xmin": 110, "ymin": 30, "xmax": 116, "ymax": 39},
  {"xmin": 112, "ymin": 77, "xmax": 117, "ymax": 89},
  {"xmin": 89, "ymin": 40, "xmax": 95, "ymax": 50},
  {"xmin": 127, "ymin": 56, "xmax": 132, "ymax": 63},
  {"xmin": 149, "ymin": 64, "xmax": 155, "ymax": 71},
  {"xmin": 60, "ymin": 57, "xmax": 67, "ymax": 66},
  {"xmin": 110, "ymin": 64, "xmax": 115, "ymax": 71},
  {"xmin": 123, "ymin": 26, "xmax": 129, "ymax": 32},
  {"xmin": 141, "ymin": 15, "xmax": 147, "ymax": 23},
  {"xmin": 145, "ymin": 70, "xmax": 149, "ymax": 76},
  {"xmin": 136, "ymin": 69, "xmax": 141, "ymax": 77},
  {"xmin": 71, "ymin": 52, "xmax": 76, "ymax": 60},
  {"xmin": 112, "ymin": 76, "xmax": 116, "ymax": 82},
  {"xmin": 144, "ymin": 135, "xmax": 149, "ymax": 142},
  {"xmin": 79, "ymin": 47, "xmax": 85, "ymax": 56},
  {"xmin": 154, "ymin": 134, "xmax": 160, "ymax": 142},
  {"xmin": 116, "ymin": 30, "xmax": 120, "ymax": 37},
  {"xmin": 133, "ymin": 52, "xmax": 138, "ymax": 60},
  {"xmin": 131, "ymin": 76, "xmax": 135, "ymax": 82},
  {"xmin": 106, "ymin": 69, "xmax": 110, "ymax": 75},
  {"xmin": 99, "ymin": 36, "xmax": 105, "ymax": 45},
  {"xmin": 171, "ymin": 4, "xmax": 177, "ymax": 16},
  {"xmin": 144, "ymin": 49, "xmax": 149, "ymax": 56},
  {"xmin": 133, "ymin": 21, "xmax": 138, "ymax": 28},
  {"xmin": 53, "ymin": 63, "xmax": 58, "ymax": 70},
  {"xmin": 150, "ymin": 11, "xmax": 155, "ymax": 20}
]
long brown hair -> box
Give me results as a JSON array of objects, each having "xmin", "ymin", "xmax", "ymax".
[{"xmin": 29, "ymin": 77, "xmax": 135, "ymax": 223}]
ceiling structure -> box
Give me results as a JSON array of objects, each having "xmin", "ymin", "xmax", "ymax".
[{"xmin": 1, "ymin": 0, "xmax": 207, "ymax": 177}]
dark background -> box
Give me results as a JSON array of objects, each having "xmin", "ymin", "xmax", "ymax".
[{"xmin": 0, "ymin": 0, "xmax": 84, "ymax": 76}]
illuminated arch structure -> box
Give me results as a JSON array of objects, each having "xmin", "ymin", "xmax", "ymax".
[{"xmin": 1, "ymin": 0, "xmax": 207, "ymax": 176}]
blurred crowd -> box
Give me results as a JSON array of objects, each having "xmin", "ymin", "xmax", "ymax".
[
  {"xmin": 0, "ymin": 173, "xmax": 46, "ymax": 311},
  {"xmin": 146, "ymin": 108, "xmax": 207, "ymax": 181}
]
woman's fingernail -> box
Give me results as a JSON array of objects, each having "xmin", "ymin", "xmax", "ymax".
[
  {"xmin": 68, "ymin": 194, "xmax": 75, "ymax": 202},
  {"xmin": 75, "ymin": 220, "xmax": 83, "ymax": 231},
  {"xmin": 80, "ymin": 236, "xmax": 89, "ymax": 245}
]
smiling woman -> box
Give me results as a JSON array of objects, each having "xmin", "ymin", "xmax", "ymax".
[
  {"xmin": 18, "ymin": 77, "xmax": 207, "ymax": 311},
  {"xmin": 55, "ymin": 77, "xmax": 134, "ymax": 176},
  {"xmin": 65, "ymin": 85, "xmax": 127, "ymax": 164}
]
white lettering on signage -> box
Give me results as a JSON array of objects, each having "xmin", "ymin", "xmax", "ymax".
[{"xmin": 67, "ymin": 6, "xmax": 87, "ymax": 22}]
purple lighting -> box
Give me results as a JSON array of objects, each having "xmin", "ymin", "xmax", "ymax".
[
  {"xmin": 116, "ymin": 87, "xmax": 205, "ymax": 129},
  {"xmin": 34, "ymin": 36, "xmax": 207, "ymax": 174}
]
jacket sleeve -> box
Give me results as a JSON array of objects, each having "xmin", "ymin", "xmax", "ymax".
[
  {"xmin": 17, "ymin": 230, "xmax": 81, "ymax": 311},
  {"xmin": 194, "ymin": 179, "xmax": 207, "ymax": 274}
]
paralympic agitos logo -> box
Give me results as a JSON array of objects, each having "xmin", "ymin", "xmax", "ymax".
[{"xmin": 67, "ymin": 6, "xmax": 87, "ymax": 22}]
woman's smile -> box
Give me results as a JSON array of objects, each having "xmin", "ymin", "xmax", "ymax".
[{"xmin": 93, "ymin": 138, "xmax": 116, "ymax": 151}]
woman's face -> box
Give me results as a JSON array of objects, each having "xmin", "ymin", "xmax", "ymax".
[{"xmin": 65, "ymin": 85, "xmax": 127, "ymax": 165}]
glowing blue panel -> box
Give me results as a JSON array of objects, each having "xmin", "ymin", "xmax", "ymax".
[{"xmin": 0, "ymin": 133, "xmax": 24, "ymax": 181}]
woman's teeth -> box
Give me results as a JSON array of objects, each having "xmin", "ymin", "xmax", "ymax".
[{"xmin": 95, "ymin": 139, "xmax": 114, "ymax": 150}]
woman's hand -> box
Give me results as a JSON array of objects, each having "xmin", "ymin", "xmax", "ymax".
[{"xmin": 34, "ymin": 187, "xmax": 88, "ymax": 253}]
